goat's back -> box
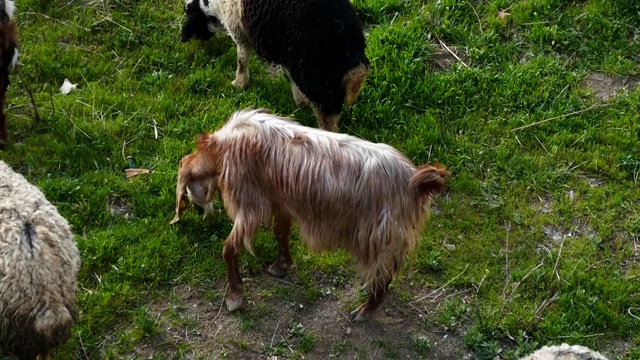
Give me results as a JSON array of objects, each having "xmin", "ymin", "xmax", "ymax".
[{"xmin": 213, "ymin": 110, "xmax": 427, "ymax": 251}]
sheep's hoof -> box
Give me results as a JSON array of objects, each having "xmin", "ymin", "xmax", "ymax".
[
  {"xmin": 231, "ymin": 78, "xmax": 249, "ymax": 90},
  {"xmin": 226, "ymin": 294, "xmax": 243, "ymax": 312},
  {"xmin": 349, "ymin": 308, "xmax": 369, "ymax": 322},
  {"xmin": 292, "ymin": 92, "xmax": 309, "ymax": 108}
]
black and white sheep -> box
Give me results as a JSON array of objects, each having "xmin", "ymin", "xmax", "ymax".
[
  {"xmin": 181, "ymin": 0, "xmax": 370, "ymax": 132},
  {"xmin": 519, "ymin": 343, "xmax": 609, "ymax": 360},
  {"xmin": 0, "ymin": 0, "xmax": 19, "ymax": 146},
  {"xmin": 0, "ymin": 161, "xmax": 80, "ymax": 360}
]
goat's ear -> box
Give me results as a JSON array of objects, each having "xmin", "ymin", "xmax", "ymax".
[
  {"xmin": 171, "ymin": 155, "xmax": 193, "ymax": 224},
  {"xmin": 409, "ymin": 163, "xmax": 452, "ymax": 198},
  {"xmin": 255, "ymin": 108, "xmax": 272, "ymax": 114}
]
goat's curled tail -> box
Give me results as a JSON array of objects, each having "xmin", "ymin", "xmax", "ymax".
[{"xmin": 409, "ymin": 163, "xmax": 451, "ymax": 197}]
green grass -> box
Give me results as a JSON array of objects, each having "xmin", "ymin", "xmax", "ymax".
[{"xmin": 1, "ymin": 0, "xmax": 639, "ymax": 358}]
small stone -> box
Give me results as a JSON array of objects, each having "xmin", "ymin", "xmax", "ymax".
[{"xmin": 346, "ymin": 327, "xmax": 352, "ymax": 335}]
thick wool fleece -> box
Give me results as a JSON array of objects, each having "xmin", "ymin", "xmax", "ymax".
[
  {"xmin": 519, "ymin": 344, "xmax": 609, "ymax": 360},
  {"xmin": 241, "ymin": 0, "xmax": 369, "ymax": 115},
  {"xmin": 0, "ymin": 161, "xmax": 80, "ymax": 360}
]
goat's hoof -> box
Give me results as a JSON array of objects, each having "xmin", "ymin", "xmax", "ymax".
[
  {"xmin": 267, "ymin": 261, "xmax": 290, "ymax": 277},
  {"xmin": 349, "ymin": 308, "xmax": 369, "ymax": 322},
  {"xmin": 226, "ymin": 295, "xmax": 243, "ymax": 312}
]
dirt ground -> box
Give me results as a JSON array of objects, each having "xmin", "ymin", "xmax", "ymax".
[{"xmin": 128, "ymin": 275, "xmax": 474, "ymax": 360}]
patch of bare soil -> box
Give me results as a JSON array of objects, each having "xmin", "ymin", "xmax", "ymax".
[
  {"xmin": 531, "ymin": 195, "xmax": 553, "ymax": 214},
  {"xmin": 430, "ymin": 44, "xmax": 470, "ymax": 71},
  {"xmin": 585, "ymin": 73, "xmax": 639, "ymax": 102},
  {"xmin": 126, "ymin": 274, "xmax": 474, "ymax": 360}
]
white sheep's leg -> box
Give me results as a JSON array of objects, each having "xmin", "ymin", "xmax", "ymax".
[
  {"xmin": 284, "ymin": 69, "xmax": 309, "ymax": 107},
  {"xmin": 290, "ymin": 81, "xmax": 310, "ymax": 107},
  {"xmin": 231, "ymin": 44, "xmax": 250, "ymax": 89},
  {"xmin": 36, "ymin": 352, "xmax": 51, "ymax": 360}
]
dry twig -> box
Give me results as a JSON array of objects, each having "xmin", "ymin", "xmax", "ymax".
[{"xmin": 511, "ymin": 104, "xmax": 611, "ymax": 131}]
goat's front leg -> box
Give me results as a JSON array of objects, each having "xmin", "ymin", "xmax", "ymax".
[
  {"xmin": 267, "ymin": 213, "xmax": 293, "ymax": 277},
  {"xmin": 223, "ymin": 216, "xmax": 259, "ymax": 311},
  {"xmin": 231, "ymin": 43, "xmax": 250, "ymax": 89},
  {"xmin": 350, "ymin": 277, "xmax": 392, "ymax": 322}
]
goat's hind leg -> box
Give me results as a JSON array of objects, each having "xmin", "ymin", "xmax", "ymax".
[
  {"xmin": 223, "ymin": 216, "xmax": 260, "ymax": 312},
  {"xmin": 267, "ymin": 213, "xmax": 293, "ymax": 277}
]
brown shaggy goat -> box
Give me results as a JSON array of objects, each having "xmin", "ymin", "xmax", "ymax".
[
  {"xmin": 0, "ymin": 0, "xmax": 18, "ymax": 146},
  {"xmin": 171, "ymin": 109, "xmax": 451, "ymax": 321}
]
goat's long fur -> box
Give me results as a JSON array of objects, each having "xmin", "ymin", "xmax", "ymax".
[
  {"xmin": 519, "ymin": 344, "xmax": 609, "ymax": 360},
  {"xmin": 0, "ymin": 0, "xmax": 18, "ymax": 146},
  {"xmin": 173, "ymin": 109, "xmax": 450, "ymax": 319},
  {"xmin": 0, "ymin": 161, "xmax": 80, "ymax": 360}
]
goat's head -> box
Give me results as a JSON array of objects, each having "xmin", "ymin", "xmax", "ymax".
[
  {"xmin": 171, "ymin": 139, "xmax": 220, "ymax": 224},
  {"xmin": 181, "ymin": 0, "xmax": 223, "ymax": 42}
]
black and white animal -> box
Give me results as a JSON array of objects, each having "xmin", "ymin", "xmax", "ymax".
[
  {"xmin": 0, "ymin": 0, "xmax": 19, "ymax": 146},
  {"xmin": 181, "ymin": 0, "xmax": 370, "ymax": 132}
]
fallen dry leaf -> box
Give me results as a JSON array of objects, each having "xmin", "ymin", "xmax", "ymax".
[
  {"xmin": 59, "ymin": 78, "xmax": 78, "ymax": 94},
  {"xmin": 498, "ymin": 10, "xmax": 510, "ymax": 20},
  {"xmin": 125, "ymin": 168, "xmax": 151, "ymax": 179}
]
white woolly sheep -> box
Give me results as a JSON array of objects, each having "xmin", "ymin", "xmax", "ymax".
[
  {"xmin": 171, "ymin": 109, "xmax": 451, "ymax": 321},
  {"xmin": 0, "ymin": 161, "xmax": 81, "ymax": 360},
  {"xmin": 0, "ymin": 0, "xmax": 19, "ymax": 146},
  {"xmin": 180, "ymin": 0, "xmax": 370, "ymax": 132},
  {"xmin": 519, "ymin": 343, "xmax": 609, "ymax": 360}
]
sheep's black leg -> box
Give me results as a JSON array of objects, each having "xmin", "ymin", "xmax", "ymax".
[
  {"xmin": 313, "ymin": 106, "xmax": 340, "ymax": 132},
  {"xmin": 267, "ymin": 213, "xmax": 293, "ymax": 277},
  {"xmin": 0, "ymin": 110, "xmax": 6, "ymax": 146},
  {"xmin": 0, "ymin": 78, "xmax": 6, "ymax": 146},
  {"xmin": 231, "ymin": 44, "xmax": 250, "ymax": 89}
]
